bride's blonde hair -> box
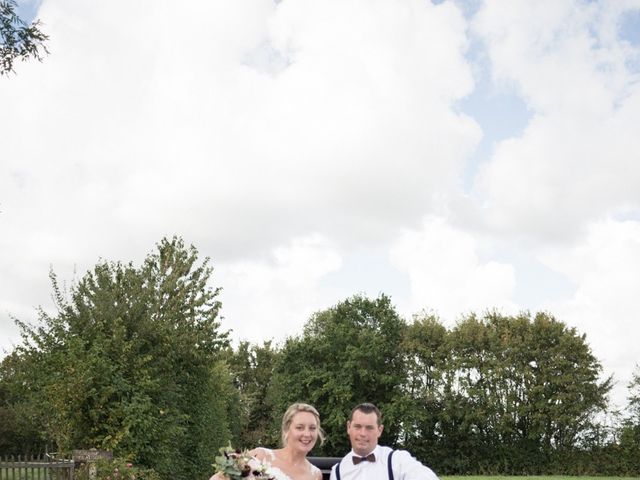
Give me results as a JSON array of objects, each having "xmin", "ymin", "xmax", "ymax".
[{"xmin": 281, "ymin": 402, "xmax": 325, "ymax": 446}]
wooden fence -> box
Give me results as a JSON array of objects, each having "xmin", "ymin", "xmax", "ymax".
[{"xmin": 0, "ymin": 454, "xmax": 74, "ymax": 480}]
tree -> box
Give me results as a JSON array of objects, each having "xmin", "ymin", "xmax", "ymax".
[
  {"xmin": 0, "ymin": 351, "xmax": 48, "ymax": 455},
  {"xmin": 526, "ymin": 313, "xmax": 611, "ymax": 453},
  {"xmin": 398, "ymin": 313, "xmax": 448, "ymax": 464},
  {"xmin": 618, "ymin": 365, "xmax": 640, "ymax": 473},
  {"xmin": 626, "ymin": 366, "xmax": 640, "ymax": 426},
  {"xmin": 439, "ymin": 311, "xmax": 612, "ymax": 474},
  {"xmin": 270, "ymin": 294, "xmax": 407, "ymax": 456},
  {"xmin": 9, "ymin": 237, "xmax": 233, "ymax": 480},
  {"xmin": 1, "ymin": 0, "xmax": 48, "ymax": 75},
  {"xmin": 226, "ymin": 340, "xmax": 281, "ymax": 448}
]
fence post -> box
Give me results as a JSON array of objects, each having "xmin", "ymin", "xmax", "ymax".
[{"xmin": 73, "ymin": 448, "xmax": 112, "ymax": 480}]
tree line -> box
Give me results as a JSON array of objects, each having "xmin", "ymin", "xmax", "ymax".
[
  {"xmin": 1, "ymin": 0, "xmax": 48, "ymax": 75},
  {"xmin": 1, "ymin": 238, "xmax": 639, "ymax": 479}
]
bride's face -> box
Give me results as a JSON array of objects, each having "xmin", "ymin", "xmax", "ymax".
[{"xmin": 285, "ymin": 411, "xmax": 318, "ymax": 453}]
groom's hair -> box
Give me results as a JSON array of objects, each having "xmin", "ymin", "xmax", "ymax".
[{"xmin": 349, "ymin": 403, "xmax": 382, "ymax": 425}]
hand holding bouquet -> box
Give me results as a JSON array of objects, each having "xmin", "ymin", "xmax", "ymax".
[{"xmin": 213, "ymin": 445, "xmax": 275, "ymax": 480}]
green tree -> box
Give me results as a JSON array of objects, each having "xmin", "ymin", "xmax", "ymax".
[
  {"xmin": 439, "ymin": 311, "xmax": 612, "ymax": 474},
  {"xmin": 227, "ymin": 340, "xmax": 281, "ymax": 448},
  {"xmin": 0, "ymin": 351, "xmax": 48, "ymax": 455},
  {"xmin": 626, "ymin": 366, "xmax": 640, "ymax": 427},
  {"xmin": 527, "ymin": 313, "xmax": 611, "ymax": 453},
  {"xmin": 270, "ymin": 294, "xmax": 407, "ymax": 456},
  {"xmin": 1, "ymin": 0, "xmax": 48, "ymax": 74},
  {"xmin": 618, "ymin": 365, "xmax": 640, "ymax": 473},
  {"xmin": 10, "ymin": 237, "xmax": 233, "ymax": 480},
  {"xmin": 399, "ymin": 313, "xmax": 448, "ymax": 464},
  {"xmin": 438, "ymin": 313, "xmax": 494, "ymax": 473}
]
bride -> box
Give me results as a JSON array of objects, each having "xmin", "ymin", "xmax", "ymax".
[{"xmin": 210, "ymin": 402, "xmax": 324, "ymax": 480}]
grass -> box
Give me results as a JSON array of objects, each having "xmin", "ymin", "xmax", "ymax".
[
  {"xmin": 443, "ymin": 477, "xmax": 640, "ymax": 480},
  {"xmin": 0, "ymin": 469, "xmax": 43, "ymax": 480},
  {"xmin": 3, "ymin": 474, "xmax": 638, "ymax": 480}
]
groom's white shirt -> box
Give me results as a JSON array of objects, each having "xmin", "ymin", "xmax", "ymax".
[{"xmin": 329, "ymin": 445, "xmax": 439, "ymax": 480}]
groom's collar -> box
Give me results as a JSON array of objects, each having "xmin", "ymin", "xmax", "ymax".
[{"xmin": 350, "ymin": 444, "xmax": 380, "ymax": 459}]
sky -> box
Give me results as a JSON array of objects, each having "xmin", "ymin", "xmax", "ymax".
[{"xmin": 2, "ymin": 0, "xmax": 640, "ymax": 410}]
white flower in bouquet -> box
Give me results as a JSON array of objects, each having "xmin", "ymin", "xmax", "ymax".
[{"xmin": 213, "ymin": 445, "xmax": 275, "ymax": 480}]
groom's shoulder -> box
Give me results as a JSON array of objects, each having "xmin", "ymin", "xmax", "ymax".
[
  {"xmin": 336, "ymin": 451, "xmax": 351, "ymax": 464},
  {"xmin": 374, "ymin": 445, "xmax": 396, "ymax": 459},
  {"xmin": 329, "ymin": 454, "xmax": 347, "ymax": 479},
  {"xmin": 386, "ymin": 447, "xmax": 421, "ymax": 462}
]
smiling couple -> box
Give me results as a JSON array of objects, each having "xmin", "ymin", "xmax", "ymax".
[{"xmin": 211, "ymin": 402, "xmax": 439, "ymax": 480}]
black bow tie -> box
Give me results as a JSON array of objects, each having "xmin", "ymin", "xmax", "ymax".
[{"xmin": 353, "ymin": 453, "xmax": 376, "ymax": 465}]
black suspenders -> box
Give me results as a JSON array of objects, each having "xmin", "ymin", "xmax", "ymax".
[{"xmin": 335, "ymin": 450, "xmax": 395, "ymax": 480}]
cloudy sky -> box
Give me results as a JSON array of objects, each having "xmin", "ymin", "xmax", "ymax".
[{"xmin": 2, "ymin": 0, "xmax": 639, "ymax": 408}]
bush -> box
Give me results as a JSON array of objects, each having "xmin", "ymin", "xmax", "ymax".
[{"xmin": 75, "ymin": 458, "xmax": 160, "ymax": 480}]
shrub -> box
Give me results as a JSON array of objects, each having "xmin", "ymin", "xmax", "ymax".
[{"xmin": 75, "ymin": 458, "xmax": 160, "ymax": 480}]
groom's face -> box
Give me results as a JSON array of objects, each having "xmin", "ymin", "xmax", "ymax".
[{"xmin": 347, "ymin": 410, "xmax": 383, "ymax": 456}]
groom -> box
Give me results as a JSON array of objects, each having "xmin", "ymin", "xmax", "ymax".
[{"xmin": 329, "ymin": 403, "xmax": 439, "ymax": 480}]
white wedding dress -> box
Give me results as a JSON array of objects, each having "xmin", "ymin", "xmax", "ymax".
[
  {"xmin": 266, "ymin": 466, "xmax": 294, "ymax": 480},
  {"xmin": 257, "ymin": 448, "xmax": 319, "ymax": 480}
]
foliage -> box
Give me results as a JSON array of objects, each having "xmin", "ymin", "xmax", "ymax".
[
  {"xmin": 75, "ymin": 458, "xmax": 160, "ymax": 480},
  {"xmin": 4, "ymin": 237, "xmax": 234, "ymax": 479},
  {"xmin": 615, "ymin": 365, "xmax": 640, "ymax": 473},
  {"xmin": 226, "ymin": 341, "xmax": 280, "ymax": 448},
  {"xmin": 398, "ymin": 313, "xmax": 448, "ymax": 466},
  {"xmin": 626, "ymin": 365, "xmax": 640, "ymax": 424},
  {"xmin": 212, "ymin": 445, "xmax": 275, "ymax": 480},
  {"xmin": 0, "ymin": 351, "xmax": 48, "ymax": 455},
  {"xmin": 1, "ymin": 0, "xmax": 48, "ymax": 75},
  {"xmin": 398, "ymin": 310, "xmax": 612, "ymax": 475},
  {"xmin": 270, "ymin": 294, "xmax": 407, "ymax": 455},
  {"xmin": 253, "ymin": 298, "xmax": 615, "ymax": 473},
  {"xmin": 1, "ymin": 260, "xmax": 631, "ymax": 475},
  {"xmin": 437, "ymin": 311, "xmax": 611, "ymax": 474}
]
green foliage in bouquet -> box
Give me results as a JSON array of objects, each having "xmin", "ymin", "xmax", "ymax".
[{"xmin": 213, "ymin": 445, "xmax": 274, "ymax": 480}]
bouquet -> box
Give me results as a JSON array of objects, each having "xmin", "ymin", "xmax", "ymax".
[{"xmin": 213, "ymin": 445, "xmax": 275, "ymax": 480}]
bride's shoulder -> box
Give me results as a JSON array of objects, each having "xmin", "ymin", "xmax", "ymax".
[
  {"xmin": 306, "ymin": 459, "xmax": 321, "ymax": 477},
  {"xmin": 307, "ymin": 461, "xmax": 322, "ymax": 480}
]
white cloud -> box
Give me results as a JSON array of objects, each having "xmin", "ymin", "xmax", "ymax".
[
  {"xmin": 464, "ymin": 3, "xmax": 640, "ymax": 408},
  {"xmin": 3, "ymin": 0, "xmax": 480, "ymax": 253},
  {"xmin": 540, "ymin": 218, "xmax": 640, "ymax": 406},
  {"xmin": 215, "ymin": 234, "xmax": 342, "ymax": 343},
  {"xmin": 1, "ymin": 0, "xmax": 481, "ymax": 349},
  {"xmin": 2, "ymin": 0, "xmax": 639, "ymax": 412},
  {"xmin": 389, "ymin": 216, "xmax": 517, "ymax": 321},
  {"xmin": 471, "ymin": 0, "xmax": 640, "ymax": 242}
]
